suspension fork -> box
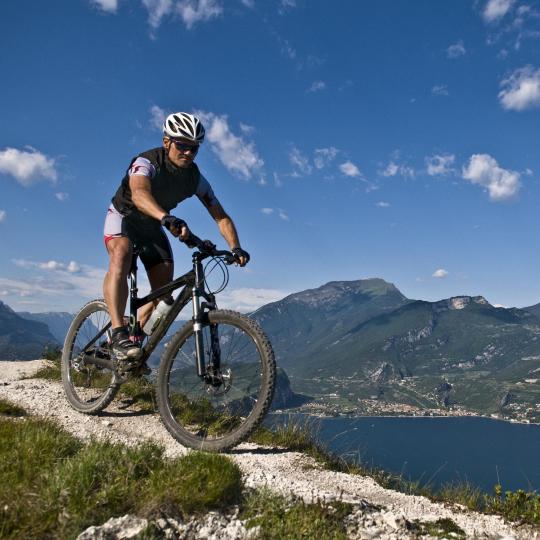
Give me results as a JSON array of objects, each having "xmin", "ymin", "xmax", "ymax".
[
  {"xmin": 192, "ymin": 258, "xmax": 207, "ymax": 378},
  {"xmin": 192, "ymin": 257, "xmax": 223, "ymax": 378}
]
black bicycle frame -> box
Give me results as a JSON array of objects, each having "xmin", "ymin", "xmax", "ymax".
[{"xmin": 84, "ymin": 251, "xmax": 218, "ymax": 377}]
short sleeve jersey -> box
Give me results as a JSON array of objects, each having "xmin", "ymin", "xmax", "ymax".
[{"xmin": 111, "ymin": 147, "xmax": 219, "ymax": 221}]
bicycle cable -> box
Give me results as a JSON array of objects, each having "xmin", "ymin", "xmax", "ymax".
[{"xmin": 203, "ymin": 256, "xmax": 230, "ymax": 295}]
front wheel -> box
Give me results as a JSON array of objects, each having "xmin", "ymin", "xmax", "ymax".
[
  {"xmin": 157, "ymin": 309, "xmax": 276, "ymax": 452},
  {"xmin": 61, "ymin": 299, "xmax": 120, "ymax": 414}
]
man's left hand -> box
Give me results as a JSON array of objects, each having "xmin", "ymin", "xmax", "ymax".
[{"xmin": 232, "ymin": 247, "xmax": 250, "ymax": 267}]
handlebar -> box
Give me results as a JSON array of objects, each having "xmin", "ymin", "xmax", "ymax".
[{"xmin": 180, "ymin": 233, "xmax": 236, "ymax": 264}]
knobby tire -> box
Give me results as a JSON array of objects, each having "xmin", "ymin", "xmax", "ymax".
[
  {"xmin": 157, "ymin": 309, "xmax": 276, "ymax": 452},
  {"xmin": 61, "ymin": 299, "xmax": 120, "ymax": 414}
]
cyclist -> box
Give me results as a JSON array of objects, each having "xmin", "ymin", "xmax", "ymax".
[{"xmin": 103, "ymin": 112, "xmax": 250, "ymax": 363}]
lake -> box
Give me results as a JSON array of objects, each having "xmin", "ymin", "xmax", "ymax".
[{"xmin": 266, "ymin": 414, "xmax": 540, "ymax": 493}]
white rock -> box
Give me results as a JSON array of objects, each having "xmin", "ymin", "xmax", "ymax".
[{"xmin": 76, "ymin": 514, "xmax": 148, "ymax": 539}]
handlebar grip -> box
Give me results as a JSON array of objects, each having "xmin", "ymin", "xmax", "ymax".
[{"xmin": 180, "ymin": 234, "xmax": 234, "ymax": 261}]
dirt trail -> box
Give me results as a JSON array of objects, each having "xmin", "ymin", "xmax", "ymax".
[{"xmin": 1, "ymin": 360, "xmax": 536, "ymax": 540}]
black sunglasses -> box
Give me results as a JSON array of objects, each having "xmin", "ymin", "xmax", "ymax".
[{"xmin": 172, "ymin": 140, "xmax": 199, "ymax": 153}]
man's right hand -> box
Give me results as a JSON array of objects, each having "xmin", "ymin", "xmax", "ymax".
[{"xmin": 161, "ymin": 215, "xmax": 190, "ymax": 241}]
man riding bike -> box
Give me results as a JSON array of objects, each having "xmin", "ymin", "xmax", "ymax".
[{"xmin": 102, "ymin": 112, "xmax": 250, "ymax": 364}]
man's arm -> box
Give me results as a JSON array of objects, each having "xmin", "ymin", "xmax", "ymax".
[
  {"xmin": 206, "ymin": 201, "xmax": 249, "ymax": 266},
  {"xmin": 130, "ymin": 175, "xmax": 189, "ymax": 239}
]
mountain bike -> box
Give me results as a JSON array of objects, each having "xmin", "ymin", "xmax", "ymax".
[{"xmin": 60, "ymin": 236, "xmax": 276, "ymax": 452}]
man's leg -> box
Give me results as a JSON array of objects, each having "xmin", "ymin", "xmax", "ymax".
[
  {"xmin": 138, "ymin": 261, "xmax": 174, "ymax": 328},
  {"xmin": 103, "ymin": 236, "xmax": 141, "ymax": 361},
  {"xmin": 103, "ymin": 236, "xmax": 133, "ymax": 329}
]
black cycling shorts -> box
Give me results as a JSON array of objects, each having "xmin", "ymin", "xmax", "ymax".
[{"xmin": 104, "ymin": 204, "xmax": 173, "ymax": 271}]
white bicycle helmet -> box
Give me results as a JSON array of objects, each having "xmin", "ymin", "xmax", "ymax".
[{"xmin": 163, "ymin": 112, "xmax": 205, "ymax": 143}]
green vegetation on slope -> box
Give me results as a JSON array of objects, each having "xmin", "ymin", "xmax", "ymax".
[
  {"xmin": 0, "ymin": 398, "xmax": 27, "ymax": 417},
  {"xmin": 0, "ymin": 416, "xmax": 242, "ymax": 539},
  {"xmin": 242, "ymin": 488, "xmax": 353, "ymax": 540}
]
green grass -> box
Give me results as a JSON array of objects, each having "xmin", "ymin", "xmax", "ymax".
[
  {"xmin": 28, "ymin": 358, "xmax": 62, "ymax": 381},
  {"xmin": 23, "ymin": 346, "xmax": 63, "ymax": 381},
  {"xmin": 486, "ymin": 484, "xmax": 540, "ymax": 525},
  {"xmin": 119, "ymin": 377, "xmax": 157, "ymax": 412},
  {"xmin": 0, "ymin": 399, "xmax": 27, "ymax": 417},
  {"xmin": 250, "ymin": 421, "xmax": 363, "ymax": 475},
  {"xmin": 0, "ymin": 416, "xmax": 243, "ymax": 539},
  {"xmin": 412, "ymin": 518, "xmax": 466, "ymax": 539},
  {"xmin": 241, "ymin": 488, "xmax": 353, "ymax": 540}
]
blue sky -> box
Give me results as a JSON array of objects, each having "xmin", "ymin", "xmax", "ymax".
[{"xmin": 1, "ymin": 0, "xmax": 540, "ymax": 313}]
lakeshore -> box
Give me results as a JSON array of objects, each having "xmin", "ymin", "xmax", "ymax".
[
  {"xmin": 267, "ymin": 412, "xmax": 540, "ymax": 493},
  {"xmin": 281, "ymin": 395, "xmax": 540, "ymax": 425}
]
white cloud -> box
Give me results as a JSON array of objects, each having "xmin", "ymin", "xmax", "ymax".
[
  {"xmin": 261, "ymin": 207, "xmax": 288, "ymax": 221},
  {"xmin": 447, "ymin": 40, "xmax": 466, "ymax": 58},
  {"xmin": 15, "ymin": 259, "xmax": 82, "ymax": 273},
  {"xmin": 498, "ymin": 66, "xmax": 540, "ymax": 111},
  {"xmin": 197, "ymin": 111, "xmax": 264, "ymax": 181},
  {"xmin": 462, "ymin": 153, "xmax": 521, "ymax": 201},
  {"xmin": 67, "ymin": 261, "xmax": 81, "ymax": 273},
  {"xmin": 307, "ymin": 80, "xmax": 326, "ymax": 93},
  {"xmin": 376, "ymin": 201, "xmax": 390, "ymax": 208},
  {"xmin": 239, "ymin": 122, "xmax": 255, "ymax": 134},
  {"xmin": 289, "ymin": 147, "xmax": 312, "ymax": 176},
  {"xmin": 90, "ymin": 0, "xmax": 118, "ymax": 13},
  {"xmin": 381, "ymin": 162, "xmax": 399, "ymax": 177},
  {"xmin": 0, "ymin": 147, "xmax": 57, "ymax": 186},
  {"xmin": 40, "ymin": 260, "xmax": 64, "ymax": 271},
  {"xmin": 150, "ymin": 104, "xmax": 166, "ymax": 130},
  {"xmin": 425, "ymin": 154, "xmax": 455, "ymax": 176},
  {"xmin": 176, "ymin": 0, "xmax": 222, "ymax": 29},
  {"xmin": 240, "ymin": 0, "xmax": 254, "ymax": 7},
  {"xmin": 0, "ymin": 210, "xmax": 6, "ymax": 222},
  {"xmin": 339, "ymin": 161, "xmax": 361, "ymax": 177},
  {"xmin": 3, "ymin": 260, "xmax": 114, "ymax": 310},
  {"xmin": 278, "ymin": 0, "xmax": 296, "ymax": 14},
  {"xmin": 141, "ymin": 0, "xmax": 173, "ymax": 29},
  {"xmin": 432, "ymin": 84, "xmax": 449, "ymax": 96},
  {"xmin": 219, "ymin": 287, "xmax": 289, "ymax": 313},
  {"xmin": 55, "ymin": 192, "xmax": 69, "ymax": 201},
  {"xmin": 433, "ymin": 268, "xmax": 449, "ymax": 279},
  {"xmin": 483, "ymin": 0, "xmax": 515, "ymax": 23},
  {"xmin": 380, "ymin": 161, "xmax": 415, "ymax": 178},
  {"xmin": 141, "ymin": 0, "xmax": 222, "ymax": 30},
  {"xmin": 314, "ymin": 147, "xmax": 338, "ymax": 169},
  {"xmin": 277, "ymin": 36, "xmax": 296, "ymax": 59}
]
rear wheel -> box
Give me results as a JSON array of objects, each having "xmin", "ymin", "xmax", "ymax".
[
  {"xmin": 61, "ymin": 299, "xmax": 120, "ymax": 414},
  {"xmin": 157, "ymin": 309, "xmax": 276, "ymax": 452}
]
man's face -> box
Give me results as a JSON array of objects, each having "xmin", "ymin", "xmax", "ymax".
[{"xmin": 164, "ymin": 137, "xmax": 199, "ymax": 168}]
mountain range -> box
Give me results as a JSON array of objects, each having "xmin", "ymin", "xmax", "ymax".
[
  {"xmin": 0, "ymin": 301, "xmax": 58, "ymax": 360},
  {"xmin": 4, "ymin": 280, "xmax": 540, "ymax": 420},
  {"xmin": 251, "ymin": 279, "xmax": 540, "ymax": 420}
]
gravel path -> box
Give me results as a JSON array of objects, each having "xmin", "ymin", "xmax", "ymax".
[{"xmin": 1, "ymin": 360, "xmax": 537, "ymax": 540}]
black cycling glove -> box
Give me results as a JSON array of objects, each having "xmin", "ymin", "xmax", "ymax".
[
  {"xmin": 161, "ymin": 215, "xmax": 187, "ymax": 232},
  {"xmin": 232, "ymin": 247, "xmax": 250, "ymax": 264},
  {"xmin": 183, "ymin": 233, "xmax": 199, "ymax": 249}
]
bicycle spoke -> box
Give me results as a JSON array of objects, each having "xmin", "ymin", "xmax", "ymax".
[
  {"xmin": 62, "ymin": 300, "xmax": 118, "ymax": 411},
  {"xmin": 159, "ymin": 310, "xmax": 275, "ymax": 450}
]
